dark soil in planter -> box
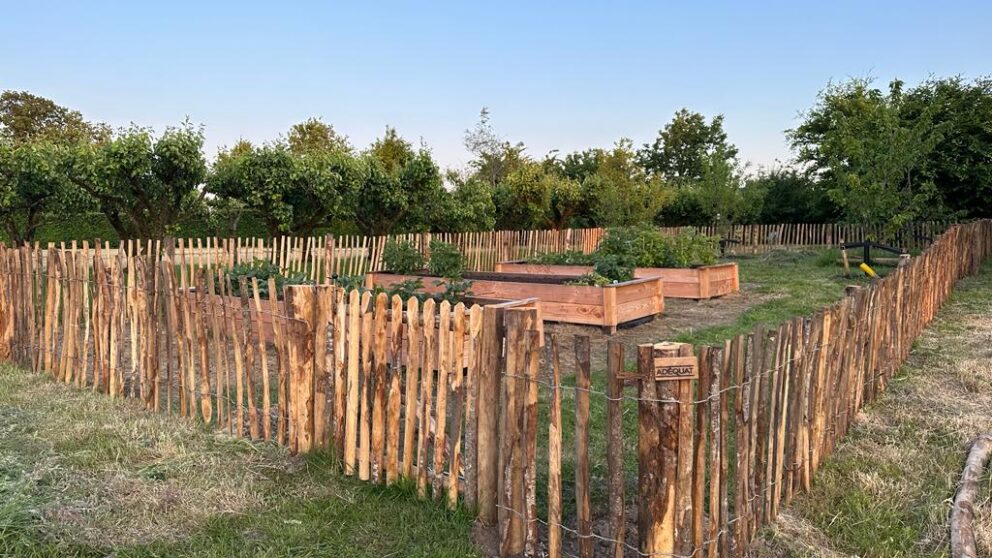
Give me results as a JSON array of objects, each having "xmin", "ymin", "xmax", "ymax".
[{"xmin": 382, "ymin": 270, "xmax": 587, "ymax": 286}]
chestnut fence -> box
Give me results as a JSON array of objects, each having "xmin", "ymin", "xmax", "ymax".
[
  {"xmin": 28, "ymin": 221, "xmax": 951, "ymax": 279},
  {"xmin": 0, "ymin": 219, "xmax": 987, "ymax": 557}
]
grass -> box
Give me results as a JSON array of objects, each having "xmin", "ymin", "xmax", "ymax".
[
  {"xmin": 0, "ymin": 367, "xmax": 481, "ymax": 558},
  {"xmin": 676, "ymin": 249, "xmax": 888, "ymax": 345},
  {"xmin": 753, "ymin": 258, "xmax": 992, "ymax": 558}
]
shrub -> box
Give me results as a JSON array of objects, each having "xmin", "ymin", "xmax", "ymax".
[
  {"xmin": 428, "ymin": 240, "xmax": 464, "ymax": 278},
  {"xmin": 226, "ymin": 259, "xmax": 313, "ymax": 299},
  {"xmin": 596, "ymin": 226, "xmax": 718, "ymax": 269},
  {"xmin": 382, "ymin": 239, "xmax": 425, "ymax": 274}
]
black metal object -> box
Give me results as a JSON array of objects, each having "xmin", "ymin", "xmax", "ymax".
[
  {"xmin": 718, "ymin": 238, "xmax": 740, "ymax": 256},
  {"xmin": 842, "ymin": 240, "xmax": 907, "ymax": 266}
]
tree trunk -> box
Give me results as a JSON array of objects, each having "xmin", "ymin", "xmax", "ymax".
[{"xmin": 951, "ymin": 433, "xmax": 992, "ymax": 558}]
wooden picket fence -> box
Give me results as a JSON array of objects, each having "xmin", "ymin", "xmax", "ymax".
[
  {"xmin": 34, "ymin": 221, "xmax": 950, "ymax": 280},
  {"xmin": 492, "ymin": 220, "xmax": 992, "ymax": 557},
  {"xmin": 0, "ymin": 241, "xmax": 545, "ymax": 515}
]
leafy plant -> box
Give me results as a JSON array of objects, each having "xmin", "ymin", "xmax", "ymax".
[
  {"xmin": 566, "ymin": 272, "xmax": 613, "ymax": 286},
  {"xmin": 226, "ymin": 258, "xmax": 314, "ymax": 299},
  {"xmin": 389, "ymin": 278, "xmax": 427, "ymax": 301},
  {"xmin": 433, "ymin": 278, "xmax": 474, "ymax": 305},
  {"xmin": 427, "ymin": 240, "xmax": 464, "ymax": 278},
  {"xmin": 381, "ymin": 239, "xmax": 425, "ymax": 274},
  {"xmin": 596, "ymin": 225, "xmax": 718, "ymax": 269},
  {"xmin": 527, "ymin": 225, "xmax": 719, "ymax": 283},
  {"xmin": 331, "ymin": 274, "xmax": 367, "ymax": 292},
  {"xmin": 591, "ymin": 253, "xmax": 635, "ymax": 283}
]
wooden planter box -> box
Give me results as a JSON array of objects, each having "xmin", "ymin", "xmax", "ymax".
[
  {"xmin": 495, "ymin": 260, "xmax": 739, "ymax": 300},
  {"xmin": 366, "ymin": 271, "xmax": 664, "ymax": 333}
]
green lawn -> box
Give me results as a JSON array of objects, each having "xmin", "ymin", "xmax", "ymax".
[
  {"xmin": 677, "ymin": 249, "xmax": 886, "ymax": 345},
  {"xmin": 0, "ymin": 367, "xmax": 480, "ymax": 558}
]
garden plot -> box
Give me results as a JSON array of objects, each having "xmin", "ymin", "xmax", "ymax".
[{"xmin": 496, "ymin": 260, "xmax": 739, "ymax": 299}]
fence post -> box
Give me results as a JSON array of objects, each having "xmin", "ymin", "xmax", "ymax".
[
  {"xmin": 606, "ymin": 340, "xmax": 625, "ymax": 558},
  {"xmin": 638, "ymin": 341, "xmax": 695, "ymax": 558},
  {"xmin": 285, "ymin": 285, "xmax": 316, "ymax": 454},
  {"xmin": 498, "ymin": 307, "xmax": 537, "ymax": 557},
  {"xmin": 476, "ymin": 304, "xmax": 504, "ymax": 523},
  {"xmin": 0, "ymin": 248, "xmax": 12, "ymax": 362}
]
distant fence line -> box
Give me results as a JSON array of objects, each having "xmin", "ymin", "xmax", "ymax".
[
  {"xmin": 0, "ymin": 219, "xmax": 984, "ymax": 557},
  {"xmin": 11, "ymin": 221, "xmax": 952, "ymax": 279}
]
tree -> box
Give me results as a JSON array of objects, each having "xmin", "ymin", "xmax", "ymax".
[
  {"xmin": 574, "ymin": 140, "xmax": 670, "ymax": 227},
  {"xmin": 789, "ymin": 78, "xmax": 946, "ymax": 230},
  {"xmin": 355, "ymin": 128, "xmax": 447, "ymax": 235},
  {"xmin": 493, "ymin": 162, "xmax": 580, "ymax": 230},
  {"xmin": 209, "ymin": 141, "xmax": 362, "ymax": 237},
  {"xmin": 287, "ymin": 118, "xmax": 351, "ymax": 154},
  {"xmin": 902, "ymin": 77, "xmax": 992, "ymax": 218},
  {"xmin": 0, "ymin": 91, "xmax": 108, "ymax": 242},
  {"xmin": 638, "ymin": 109, "xmax": 738, "ymax": 181},
  {"xmin": 693, "ymin": 148, "xmax": 746, "ymax": 226},
  {"xmin": 0, "ymin": 90, "xmax": 108, "ymax": 144},
  {"xmin": 744, "ymin": 167, "xmax": 839, "ymax": 223},
  {"xmin": 69, "ymin": 123, "xmax": 208, "ymax": 238},
  {"xmin": 434, "ymin": 172, "xmax": 497, "ymax": 232},
  {"xmin": 463, "ymin": 108, "xmax": 528, "ymax": 188},
  {"xmin": 0, "ymin": 141, "xmax": 86, "ymax": 243}
]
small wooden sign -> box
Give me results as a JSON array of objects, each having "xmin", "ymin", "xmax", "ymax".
[{"xmin": 652, "ymin": 355, "xmax": 698, "ymax": 381}]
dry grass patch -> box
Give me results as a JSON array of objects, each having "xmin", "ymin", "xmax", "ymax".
[
  {"xmin": 0, "ymin": 366, "xmax": 479, "ymax": 557},
  {"xmin": 0, "ymin": 370, "xmax": 301, "ymax": 547}
]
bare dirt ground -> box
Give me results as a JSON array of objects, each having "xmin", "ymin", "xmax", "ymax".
[{"xmin": 545, "ymin": 283, "xmax": 776, "ymax": 374}]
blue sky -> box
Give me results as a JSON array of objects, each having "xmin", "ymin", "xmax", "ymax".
[{"xmin": 2, "ymin": 1, "xmax": 989, "ymax": 171}]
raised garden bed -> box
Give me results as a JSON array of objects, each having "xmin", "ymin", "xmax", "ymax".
[
  {"xmin": 366, "ymin": 271, "xmax": 664, "ymax": 333},
  {"xmin": 494, "ymin": 260, "xmax": 739, "ymax": 299}
]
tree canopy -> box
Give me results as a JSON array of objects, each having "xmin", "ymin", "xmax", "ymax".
[
  {"xmin": 68, "ymin": 123, "xmax": 208, "ymax": 239},
  {"xmin": 789, "ymin": 79, "xmax": 947, "ymax": 230},
  {"xmin": 209, "ymin": 136, "xmax": 361, "ymax": 237},
  {"xmin": 638, "ymin": 109, "xmax": 738, "ymax": 182},
  {"xmin": 355, "ymin": 127, "xmax": 447, "ymax": 235},
  {"xmin": 0, "ymin": 92, "xmax": 107, "ymax": 242},
  {"xmin": 3, "ymin": 77, "xmax": 991, "ymax": 244}
]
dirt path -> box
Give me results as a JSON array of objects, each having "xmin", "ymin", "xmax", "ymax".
[
  {"xmin": 545, "ymin": 283, "xmax": 777, "ymax": 374},
  {"xmin": 752, "ymin": 260, "xmax": 992, "ymax": 558}
]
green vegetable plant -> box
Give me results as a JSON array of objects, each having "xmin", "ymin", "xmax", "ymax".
[
  {"xmin": 427, "ymin": 240, "xmax": 464, "ymax": 278},
  {"xmin": 526, "ymin": 225, "xmax": 720, "ymax": 283},
  {"xmin": 381, "ymin": 239, "xmax": 425, "ymax": 274},
  {"xmin": 226, "ymin": 259, "xmax": 313, "ymax": 299},
  {"xmin": 531, "ymin": 250, "xmax": 594, "ymax": 265},
  {"xmin": 565, "ymin": 272, "xmax": 613, "ymax": 286},
  {"xmin": 433, "ymin": 278, "xmax": 474, "ymax": 305}
]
